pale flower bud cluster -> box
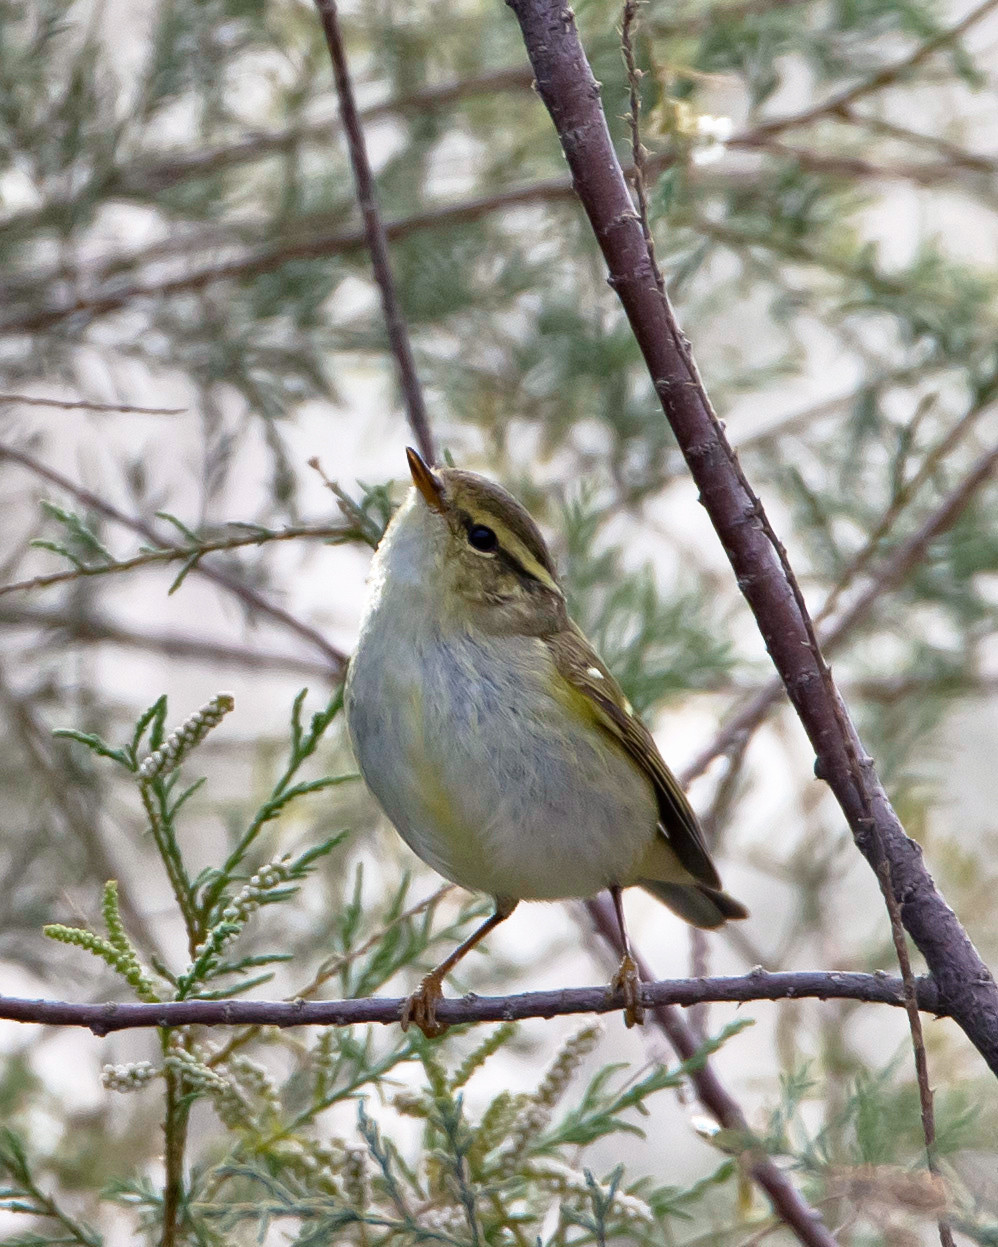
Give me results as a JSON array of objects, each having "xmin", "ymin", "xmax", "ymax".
[
  {"xmin": 137, "ymin": 692, "xmax": 235, "ymax": 781},
  {"xmin": 101, "ymin": 1061, "xmax": 159, "ymax": 1092},
  {"xmin": 525, "ymin": 1158, "xmax": 654, "ymax": 1225},
  {"xmin": 275, "ymin": 1139, "xmax": 346, "ymax": 1196},
  {"xmin": 189, "ymin": 859, "xmax": 292, "ymax": 965},
  {"xmin": 418, "ymin": 1205, "xmax": 468, "ymax": 1235},
  {"xmin": 168, "ymin": 1047, "xmax": 255, "ymax": 1129},
  {"xmin": 228, "ymin": 1054, "xmax": 280, "ymax": 1112},
  {"xmin": 220, "ymin": 861, "xmax": 290, "ymax": 925},
  {"xmin": 502, "ymin": 1023, "xmax": 601, "ymax": 1165}
]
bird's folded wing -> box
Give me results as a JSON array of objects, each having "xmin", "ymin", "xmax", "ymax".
[{"xmin": 544, "ymin": 622, "xmax": 722, "ymax": 890}]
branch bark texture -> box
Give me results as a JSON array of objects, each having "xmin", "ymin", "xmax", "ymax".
[
  {"xmin": 0, "ymin": 970, "xmax": 942, "ymax": 1034},
  {"xmin": 504, "ymin": 0, "xmax": 998, "ymax": 1071}
]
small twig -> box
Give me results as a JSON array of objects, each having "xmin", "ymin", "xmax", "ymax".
[
  {"xmin": 814, "ymin": 393, "xmax": 995, "ymax": 627},
  {"xmin": 202, "ymin": 884, "xmax": 456, "ymax": 1069},
  {"xmin": 312, "ymin": 0, "xmax": 436, "ymax": 466},
  {"xmin": 297, "ymin": 884, "xmax": 455, "ymax": 998},
  {"xmin": 845, "ymin": 111, "xmax": 998, "ymax": 177},
  {"xmin": 0, "ymin": 442, "xmax": 348, "ymax": 674},
  {"xmin": 871, "ymin": 842, "xmax": 955, "ymax": 1247},
  {"xmin": 735, "ymin": 0, "xmax": 998, "ymax": 143},
  {"xmin": 690, "ymin": 732, "xmax": 752, "ymax": 1037},
  {"xmin": 0, "ymin": 393, "xmax": 185, "ymax": 415},
  {"xmin": 0, "ymin": 969, "xmax": 944, "ymax": 1033},
  {"xmin": 620, "ymin": 0, "xmax": 663, "ymax": 295},
  {"xmin": 0, "ymin": 523, "xmax": 350, "ymax": 598}
]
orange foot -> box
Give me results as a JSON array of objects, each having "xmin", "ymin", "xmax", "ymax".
[
  {"xmin": 610, "ymin": 953, "xmax": 645, "ymax": 1028},
  {"xmin": 400, "ymin": 972, "xmax": 449, "ymax": 1038}
]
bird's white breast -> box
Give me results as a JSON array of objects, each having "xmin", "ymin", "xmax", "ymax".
[{"xmin": 345, "ymin": 502, "xmax": 658, "ymax": 901}]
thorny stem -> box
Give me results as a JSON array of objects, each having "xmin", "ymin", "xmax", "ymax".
[
  {"xmin": 312, "ymin": 0, "xmax": 436, "ymax": 467},
  {"xmin": 620, "ymin": 0, "xmax": 663, "ymax": 296}
]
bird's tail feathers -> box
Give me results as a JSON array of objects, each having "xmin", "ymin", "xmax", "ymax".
[{"xmin": 640, "ymin": 879, "xmax": 749, "ymax": 929}]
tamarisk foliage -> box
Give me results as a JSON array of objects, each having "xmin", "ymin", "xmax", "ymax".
[{"xmin": 2, "ymin": 0, "xmax": 998, "ymax": 1241}]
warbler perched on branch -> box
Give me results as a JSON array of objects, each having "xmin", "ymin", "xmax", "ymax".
[{"xmin": 345, "ymin": 448, "xmax": 747, "ymax": 1036}]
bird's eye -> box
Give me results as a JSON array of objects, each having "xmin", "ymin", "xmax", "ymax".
[{"xmin": 467, "ymin": 524, "xmax": 498, "ymax": 553}]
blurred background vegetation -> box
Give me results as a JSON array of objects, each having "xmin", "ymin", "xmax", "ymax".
[{"xmin": 1, "ymin": 0, "xmax": 998, "ymax": 1241}]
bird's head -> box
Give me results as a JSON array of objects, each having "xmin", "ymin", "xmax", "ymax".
[{"xmin": 375, "ymin": 447, "xmax": 567, "ymax": 637}]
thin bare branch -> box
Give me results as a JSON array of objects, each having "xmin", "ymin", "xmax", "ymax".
[
  {"xmin": 0, "ymin": 523, "xmax": 351, "ymax": 599},
  {"xmin": 0, "ymin": 968, "xmax": 942, "ymax": 1034},
  {"xmin": 0, "ymin": 603, "xmax": 334, "ymax": 679},
  {"xmin": 312, "ymin": 0, "xmax": 436, "ymax": 465},
  {"xmin": 0, "ymin": 393, "xmax": 185, "ymax": 414},
  {"xmin": 734, "ymin": 0, "xmax": 998, "ymax": 143}
]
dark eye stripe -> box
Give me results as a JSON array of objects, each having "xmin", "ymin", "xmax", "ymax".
[{"xmin": 457, "ymin": 508, "xmax": 548, "ymax": 587}]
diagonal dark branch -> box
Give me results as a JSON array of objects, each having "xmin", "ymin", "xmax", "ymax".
[
  {"xmin": 682, "ymin": 436, "xmax": 998, "ymax": 785},
  {"xmin": 586, "ymin": 896, "xmax": 834, "ymax": 1247},
  {"xmin": 503, "ymin": 0, "xmax": 998, "ymax": 1078},
  {"xmin": 312, "ymin": 0, "xmax": 436, "ymax": 466},
  {"xmin": 0, "ymin": 968, "xmax": 943, "ymax": 1034}
]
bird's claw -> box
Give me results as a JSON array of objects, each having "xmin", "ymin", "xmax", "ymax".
[
  {"xmin": 610, "ymin": 953, "xmax": 645, "ymax": 1028},
  {"xmin": 400, "ymin": 972, "xmax": 449, "ymax": 1038}
]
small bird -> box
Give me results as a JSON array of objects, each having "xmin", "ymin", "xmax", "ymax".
[{"xmin": 345, "ymin": 448, "xmax": 747, "ymax": 1036}]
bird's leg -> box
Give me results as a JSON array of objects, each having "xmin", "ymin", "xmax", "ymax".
[
  {"xmin": 608, "ymin": 885, "xmax": 645, "ymax": 1028},
  {"xmin": 401, "ymin": 898, "xmax": 518, "ymax": 1038}
]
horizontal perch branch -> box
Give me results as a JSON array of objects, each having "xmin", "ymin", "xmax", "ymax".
[{"xmin": 0, "ymin": 970, "xmax": 942, "ymax": 1036}]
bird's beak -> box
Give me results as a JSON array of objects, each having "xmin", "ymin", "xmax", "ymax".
[{"xmin": 406, "ymin": 447, "xmax": 444, "ymax": 512}]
